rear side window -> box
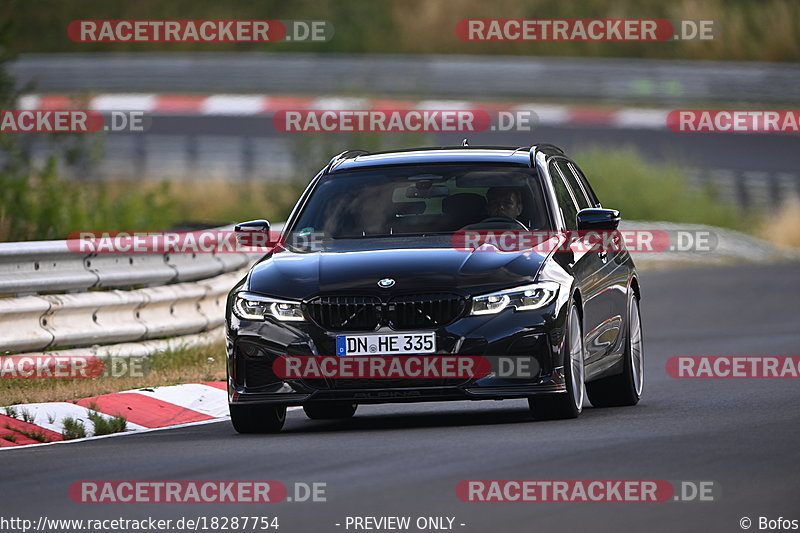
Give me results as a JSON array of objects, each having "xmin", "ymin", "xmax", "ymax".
[
  {"xmin": 555, "ymin": 160, "xmax": 591, "ymax": 210},
  {"xmin": 567, "ymin": 161, "xmax": 600, "ymax": 207},
  {"xmin": 548, "ymin": 162, "xmax": 579, "ymax": 230}
]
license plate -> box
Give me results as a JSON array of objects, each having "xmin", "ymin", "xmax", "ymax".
[{"xmin": 336, "ymin": 332, "xmax": 436, "ymax": 356}]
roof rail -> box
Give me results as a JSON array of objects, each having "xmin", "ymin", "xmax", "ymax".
[
  {"xmin": 324, "ymin": 149, "xmax": 369, "ymax": 173},
  {"xmin": 528, "ymin": 144, "xmax": 565, "ymax": 164},
  {"xmin": 530, "ymin": 144, "xmax": 565, "ymax": 155}
]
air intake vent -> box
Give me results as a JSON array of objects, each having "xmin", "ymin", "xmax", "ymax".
[
  {"xmin": 388, "ymin": 293, "xmax": 465, "ymax": 329},
  {"xmin": 305, "ymin": 294, "xmax": 465, "ymax": 331},
  {"xmin": 305, "ymin": 295, "xmax": 381, "ymax": 331}
]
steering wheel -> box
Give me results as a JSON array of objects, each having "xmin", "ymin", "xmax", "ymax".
[{"xmin": 470, "ymin": 217, "xmax": 529, "ymax": 230}]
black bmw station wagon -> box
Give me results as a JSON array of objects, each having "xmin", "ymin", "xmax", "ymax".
[{"xmin": 226, "ymin": 144, "xmax": 643, "ymax": 433}]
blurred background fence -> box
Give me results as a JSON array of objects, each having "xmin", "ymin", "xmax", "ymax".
[
  {"xmin": 4, "ymin": 52, "xmax": 800, "ymax": 220},
  {"xmin": 11, "ymin": 53, "xmax": 800, "ymax": 104}
]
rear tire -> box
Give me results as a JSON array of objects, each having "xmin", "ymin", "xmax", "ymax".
[
  {"xmin": 529, "ymin": 305, "xmax": 584, "ymax": 420},
  {"xmin": 586, "ymin": 295, "xmax": 643, "ymax": 407},
  {"xmin": 303, "ymin": 402, "xmax": 358, "ymax": 420},
  {"xmin": 230, "ymin": 404, "xmax": 286, "ymax": 433}
]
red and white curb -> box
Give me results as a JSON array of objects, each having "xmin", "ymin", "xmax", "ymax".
[
  {"xmin": 0, "ymin": 381, "xmax": 235, "ymax": 449},
  {"xmin": 17, "ymin": 93, "xmax": 669, "ymax": 129}
]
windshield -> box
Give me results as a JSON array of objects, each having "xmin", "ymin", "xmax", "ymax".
[{"xmin": 289, "ymin": 164, "xmax": 550, "ymax": 243}]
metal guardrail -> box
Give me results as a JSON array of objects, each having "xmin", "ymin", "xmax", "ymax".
[
  {"xmin": 0, "ymin": 270, "xmax": 243, "ymax": 353},
  {"xmin": 620, "ymin": 220, "xmax": 800, "ymax": 265},
  {"xmin": 0, "ymin": 231, "xmax": 255, "ymax": 355},
  {"xmin": 11, "ymin": 53, "xmax": 800, "ymax": 104},
  {"xmin": 0, "ymin": 239, "xmax": 250, "ymax": 296}
]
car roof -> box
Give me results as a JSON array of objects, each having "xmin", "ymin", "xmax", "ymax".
[{"xmin": 327, "ymin": 145, "xmax": 563, "ymax": 173}]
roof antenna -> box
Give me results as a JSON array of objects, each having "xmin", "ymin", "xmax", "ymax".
[{"xmin": 461, "ymin": 138, "xmax": 469, "ymax": 146}]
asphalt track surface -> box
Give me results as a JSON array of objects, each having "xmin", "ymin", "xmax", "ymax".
[{"xmin": 2, "ymin": 262, "xmax": 799, "ymax": 532}]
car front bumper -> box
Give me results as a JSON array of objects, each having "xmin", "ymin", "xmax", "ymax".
[{"xmin": 226, "ymin": 302, "xmax": 569, "ymax": 406}]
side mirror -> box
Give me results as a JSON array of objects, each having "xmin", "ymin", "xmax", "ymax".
[
  {"xmin": 576, "ymin": 208, "xmax": 620, "ymax": 231},
  {"xmin": 234, "ymin": 220, "xmax": 271, "ymax": 249},
  {"xmin": 235, "ymin": 219, "xmax": 270, "ymax": 233}
]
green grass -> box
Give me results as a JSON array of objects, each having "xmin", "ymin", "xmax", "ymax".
[
  {"xmin": 0, "ymin": 343, "xmax": 226, "ymax": 407},
  {"xmin": 5, "ymin": 424, "xmax": 49, "ymax": 443},
  {"xmin": 0, "ymin": 156, "xmax": 178, "ymax": 241},
  {"xmin": 18, "ymin": 408, "xmax": 34, "ymax": 424},
  {"xmin": 573, "ymin": 147, "xmax": 745, "ymax": 229},
  {"xmin": 0, "ymin": 156, "xmax": 311, "ymax": 241},
  {"xmin": 86, "ymin": 406, "xmax": 127, "ymax": 436},
  {"xmin": 61, "ymin": 417, "xmax": 87, "ymax": 440}
]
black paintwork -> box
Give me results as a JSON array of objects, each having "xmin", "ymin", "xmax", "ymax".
[{"xmin": 225, "ymin": 145, "xmax": 639, "ymax": 406}]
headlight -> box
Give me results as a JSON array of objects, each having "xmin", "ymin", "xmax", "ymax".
[
  {"xmin": 470, "ymin": 282, "xmax": 560, "ymax": 315},
  {"xmin": 233, "ymin": 292, "xmax": 305, "ymax": 321}
]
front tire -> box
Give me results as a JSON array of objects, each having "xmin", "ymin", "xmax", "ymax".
[
  {"xmin": 586, "ymin": 295, "xmax": 643, "ymax": 407},
  {"xmin": 529, "ymin": 305, "xmax": 584, "ymax": 420},
  {"xmin": 303, "ymin": 402, "xmax": 358, "ymax": 420},
  {"xmin": 230, "ymin": 404, "xmax": 286, "ymax": 433}
]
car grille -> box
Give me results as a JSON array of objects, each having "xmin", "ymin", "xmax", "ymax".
[
  {"xmin": 305, "ymin": 295, "xmax": 382, "ymax": 331},
  {"xmin": 389, "ymin": 293, "xmax": 466, "ymax": 329},
  {"xmin": 304, "ymin": 293, "xmax": 466, "ymax": 331}
]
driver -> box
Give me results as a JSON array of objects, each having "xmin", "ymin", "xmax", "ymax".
[
  {"xmin": 486, "ymin": 187, "xmax": 523, "ymax": 220},
  {"xmin": 460, "ymin": 187, "xmax": 528, "ymax": 230}
]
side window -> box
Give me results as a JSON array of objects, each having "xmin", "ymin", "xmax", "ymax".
[
  {"xmin": 567, "ymin": 161, "xmax": 600, "ymax": 207},
  {"xmin": 556, "ymin": 160, "xmax": 591, "ymax": 210},
  {"xmin": 548, "ymin": 162, "xmax": 579, "ymax": 230}
]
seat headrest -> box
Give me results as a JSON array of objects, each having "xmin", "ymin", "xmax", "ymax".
[{"xmin": 442, "ymin": 193, "xmax": 487, "ymax": 215}]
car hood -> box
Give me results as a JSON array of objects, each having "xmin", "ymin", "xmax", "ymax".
[{"xmin": 247, "ymin": 245, "xmax": 549, "ymax": 299}]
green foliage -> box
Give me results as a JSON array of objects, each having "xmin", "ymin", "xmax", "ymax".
[
  {"xmin": 574, "ymin": 147, "xmax": 744, "ymax": 229},
  {"xmin": 5, "ymin": 424, "xmax": 49, "ymax": 443},
  {"xmin": 4, "ymin": 0, "xmax": 798, "ymax": 61},
  {"xmin": 146, "ymin": 344, "xmax": 220, "ymax": 380},
  {"xmin": 86, "ymin": 405, "xmax": 127, "ymax": 436},
  {"xmin": 0, "ymin": 160, "xmax": 179, "ymax": 241},
  {"xmin": 61, "ymin": 417, "xmax": 87, "ymax": 440},
  {"xmin": 18, "ymin": 407, "xmax": 34, "ymax": 424}
]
